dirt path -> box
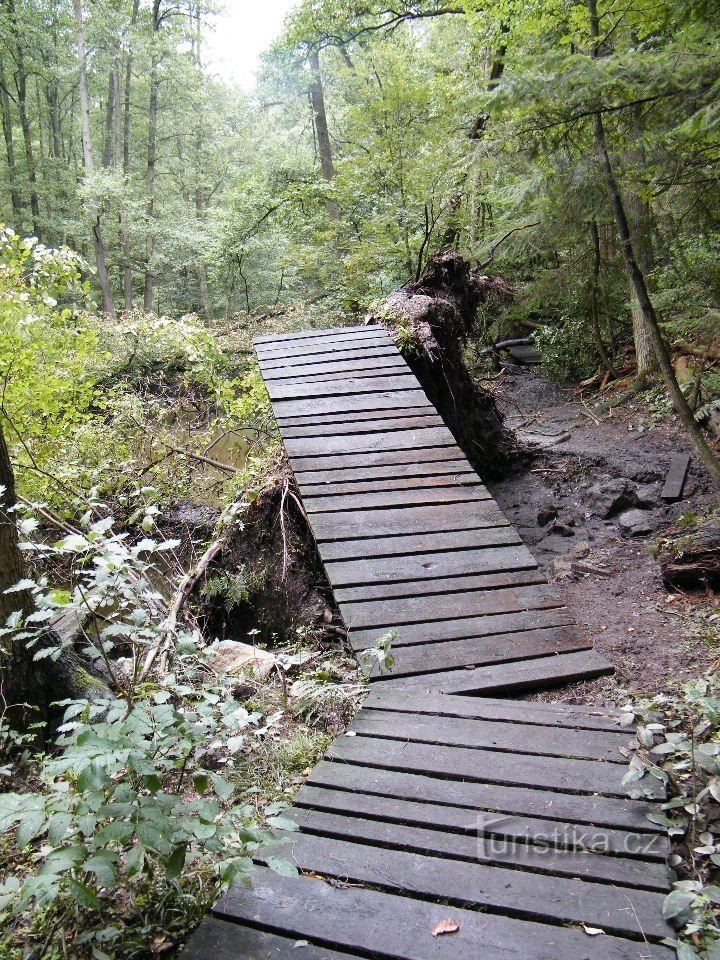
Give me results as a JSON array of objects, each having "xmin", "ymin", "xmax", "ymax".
[{"xmin": 489, "ymin": 369, "xmax": 719, "ymax": 702}]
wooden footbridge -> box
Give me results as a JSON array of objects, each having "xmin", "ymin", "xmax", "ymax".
[{"xmin": 183, "ymin": 326, "xmax": 673, "ymax": 959}]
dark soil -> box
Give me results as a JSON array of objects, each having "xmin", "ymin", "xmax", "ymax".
[{"xmin": 489, "ymin": 368, "xmax": 720, "ymax": 701}]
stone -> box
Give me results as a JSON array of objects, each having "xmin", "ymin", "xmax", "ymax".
[
  {"xmin": 208, "ymin": 640, "xmax": 276, "ymax": 678},
  {"xmin": 636, "ymin": 483, "xmax": 659, "ymax": 508},
  {"xmin": 585, "ymin": 478, "xmax": 637, "ymax": 518},
  {"xmin": 537, "ymin": 503, "xmax": 558, "ymax": 526},
  {"xmin": 617, "ymin": 509, "xmax": 661, "ymax": 537}
]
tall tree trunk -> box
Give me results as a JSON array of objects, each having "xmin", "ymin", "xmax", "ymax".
[
  {"xmin": 143, "ymin": 0, "xmax": 161, "ymax": 312},
  {"xmin": 120, "ymin": 0, "xmax": 139, "ymax": 309},
  {"xmin": 102, "ymin": 68, "xmax": 119, "ymax": 169},
  {"xmin": 73, "ymin": 0, "xmax": 116, "ymax": 315},
  {"xmin": 0, "ymin": 422, "xmax": 111, "ymax": 729},
  {"xmin": 6, "ymin": 0, "xmax": 40, "ymax": 235},
  {"xmin": 587, "ymin": 0, "xmax": 720, "ymax": 487},
  {"xmin": 308, "ymin": 49, "xmax": 339, "ymax": 221},
  {"xmin": 0, "ymin": 56, "xmax": 23, "ymax": 225},
  {"xmin": 625, "ymin": 188, "xmax": 657, "ymax": 376},
  {"xmin": 588, "ymin": 219, "xmax": 616, "ymax": 376}
]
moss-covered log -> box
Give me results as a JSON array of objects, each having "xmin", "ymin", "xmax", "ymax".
[
  {"xmin": 659, "ymin": 517, "xmax": 720, "ymax": 590},
  {"xmin": 366, "ymin": 250, "xmax": 518, "ymax": 480}
]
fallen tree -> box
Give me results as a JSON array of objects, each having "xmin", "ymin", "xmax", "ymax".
[
  {"xmin": 659, "ymin": 517, "xmax": 720, "ymax": 590},
  {"xmin": 366, "ymin": 249, "xmax": 519, "ymax": 479}
]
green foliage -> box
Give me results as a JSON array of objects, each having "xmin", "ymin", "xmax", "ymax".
[
  {"xmin": 532, "ymin": 319, "xmax": 601, "ymax": 382},
  {"xmin": 622, "ymin": 678, "xmax": 720, "ymax": 956}
]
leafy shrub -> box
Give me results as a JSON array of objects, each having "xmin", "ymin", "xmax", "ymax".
[
  {"xmin": 622, "ymin": 678, "xmax": 720, "ymax": 957},
  {"xmin": 532, "ymin": 318, "xmax": 601, "ymax": 381}
]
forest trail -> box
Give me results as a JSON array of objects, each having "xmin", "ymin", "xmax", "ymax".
[{"xmin": 182, "ymin": 326, "xmax": 672, "ymax": 959}]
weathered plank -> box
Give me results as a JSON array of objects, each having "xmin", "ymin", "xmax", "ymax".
[
  {"xmin": 261, "ymin": 832, "xmax": 670, "ymax": 938},
  {"xmin": 326, "ymin": 733, "xmax": 664, "ymax": 798},
  {"xmin": 290, "ymin": 444, "xmax": 467, "ymax": 473},
  {"xmin": 339, "ymin": 583, "xmax": 565, "ymax": 631},
  {"xmin": 267, "ymin": 372, "xmax": 419, "ymax": 401},
  {"xmin": 348, "ymin": 707, "xmax": 631, "ymax": 761},
  {"xmin": 661, "ymin": 453, "xmax": 691, "ymax": 501},
  {"xmin": 261, "ymin": 349, "xmax": 404, "ymax": 377},
  {"xmin": 282, "ymin": 412, "xmax": 445, "ymax": 437},
  {"xmin": 290, "ymin": 792, "xmax": 670, "ymax": 887},
  {"xmin": 271, "ymin": 388, "xmax": 430, "ymax": 418},
  {"xmin": 304, "ymin": 484, "xmax": 490, "ymax": 514},
  {"xmin": 366, "ymin": 625, "xmax": 590, "ymax": 675},
  {"xmin": 362, "ymin": 688, "xmax": 624, "ymax": 731},
  {"xmin": 348, "ymin": 606, "xmax": 576, "ymax": 651},
  {"xmin": 325, "ymin": 543, "xmax": 536, "ymax": 586},
  {"xmin": 283, "ymin": 425, "xmax": 457, "ymax": 457},
  {"xmin": 306, "ymin": 759, "xmax": 666, "ymax": 840},
  {"xmin": 310, "ymin": 500, "xmax": 508, "ymax": 541},
  {"xmin": 319, "ymin": 525, "xmax": 523, "ymax": 562},
  {"xmin": 375, "ymin": 648, "xmax": 615, "ymax": 693},
  {"xmin": 300, "ymin": 471, "xmax": 480, "ymax": 497},
  {"xmin": 255, "ymin": 323, "xmax": 383, "ymax": 345},
  {"xmin": 214, "ymin": 867, "xmax": 674, "ymax": 960},
  {"xmin": 294, "ymin": 457, "xmax": 471, "ymax": 486},
  {"xmin": 181, "ymin": 916, "xmax": 361, "ymax": 960},
  {"xmin": 276, "ymin": 403, "xmax": 437, "ymax": 427},
  {"xmin": 334, "ymin": 568, "xmax": 544, "ymax": 602}
]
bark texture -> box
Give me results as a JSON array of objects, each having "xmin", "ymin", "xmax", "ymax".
[
  {"xmin": 366, "ymin": 249, "xmax": 518, "ymax": 480},
  {"xmin": 659, "ymin": 518, "xmax": 720, "ymax": 590}
]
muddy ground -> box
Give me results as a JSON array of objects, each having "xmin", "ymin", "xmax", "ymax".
[{"xmin": 488, "ymin": 368, "xmax": 720, "ymax": 705}]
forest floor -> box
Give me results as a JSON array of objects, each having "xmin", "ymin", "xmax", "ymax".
[{"xmin": 489, "ymin": 366, "xmax": 720, "ymax": 703}]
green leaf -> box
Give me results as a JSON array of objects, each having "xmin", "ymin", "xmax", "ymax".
[
  {"xmin": 47, "ymin": 813, "xmax": 74, "ymax": 845},
  {"xmin": 193, "ymin": 773, "xmax": 209, "ymax": 794},
  {"xmin": 17, "ymin": 809, "xmax": 46, "ymax": 848},
  {"xmin": 166, "ymin": 843, "xmax": 187, "ymax": 880},
  {"xmin": 265, "ymin": 855, "xmax": 298, "ymax": 878},
  {"xmin": 212, "ymin": 775, "xmax": 234, "ymax": 801},
  {"xmin": 66, "ymin": 878, "xmax": 101, "ymax": 910},
  {"xmin": 83, "ymin": 853, "xmax": 118, "ymax": 887},
  {"xmin": 39, "ymin": 844, "xmax": 86, "ymax": 876}
]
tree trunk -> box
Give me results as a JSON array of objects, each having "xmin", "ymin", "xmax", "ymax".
[
  {"xmin": 366, "ymin": 250, "xmax": 518, "ymax": 479},
  {"xmin": 143, "ymin": 0, "xmax": 162, "ymax": 312},
  {"xmin": 0, "ymin": 423, "xmax": 109, "ymax": 729},
  {"xmin": 625, "ymin": 184, "xmax": 657, "ymax": 376},
  {"xmin": 73, "ymin": 0, "xmax": 116, "ymax": 316},
  {"xmin": 309, "ymin": 49, "xmax": 339, "ymax": 221},
  {"xmin": 6, "ymin": 0, "xmax": 40, "ymax": 236},
  {"xmin": 588, "ymin": 219, "xmax": 616, "ymax": 376},
  {"xmin": 587, "ymin": 0, "xmax": 720, "ymax": 488},
  {"xmin": 120, "ymin": 0, "xmax": 139, "ymax": 308},
  {"xmin": 0, "ymin": 55, "xmax": 23, "ymax": 225}
]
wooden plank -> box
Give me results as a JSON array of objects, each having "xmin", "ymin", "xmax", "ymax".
[
  {"xmin": 291, "ymin": 790, "xmax": 670, "ymax": 886},
  {"xmin": 290, "ymin": 444, "xmax": 466, "ymax": 473},
  {"xmin": 261, "ymin": 344, "xmax": 402, "ymax": 372},
  {"xmin": 182, "ymin": 916, "xmax": 360, "ymax": 960},
  {"xmin": 295, "ymin": 460, "xmax": 473, "ymax": 485},
  {"xmin": 339, "ymin": 583, "xmax": 565, "ymax": 631},
  {"xmin": 348, "ymin": 707, "xmax": 630, "ymax": 762},
  {"xmin": 305, "ymin": 484, "xmax": 490, "ymax": 514},
  {"xmin": 257, "ymin": 337, "xmax": 394, "ymax": 362},
  {"xmin": 362, "ymin": 689, "xmax": 624, "ymax": 732},
  {"xmin": 271, "ymin": 389, "xmax": 429, "ymax": 419},
  {"xmin": 267, "ymin": 373, "xmax": 419, "ymax": 401},
  {"xmin": 300, "ymin": 471, "xmax": 479, "ymax": 497},
  {"xmin": 282, "ymin": 412, "xmax": 445, "ymax": 437},
  {"xmin": 376, "ymin": 648, "xmax": 615, "ymax": 693},
  {"xmin": 276, "ymin": 404, "xmax": 436, "ymax": 427},
  {"xmin": 267, "ymin": 363, "xmax": 412, "ymax": 388},
  {"xmin": 260, "ymin": 349, "xmax": 403, "ymax": 377},
  {"xmin": 283, "ymin": 425, "xmax": 456, "ymax": 457},
  {"xmin": 306, "ymin": 759, "xmax": 667, "ymax": 840},
  {"xmin": 334, "ymin": 568, "xmax": 544, "ymax": 602},
  {"xmin": 256, "ymin": 328, "xmax": 390, "ymax": 354},
  {"xmin": 309, "ymin": 500, "xmax": 508, "ymax": 541},
  {"xmin": 319, "ymin": 525, "xmax": 521, "ymax": 562},
  {"xmin": 326, "ymin": 732, "xmax": 663, "ymax": 799},
  {"xmin": 367, "ymin": 625, "xmax": 589, "ymax": 675},
  {"xmin": 255, "ymin": 324, "xmax": 380, "ymax": 344},
  {"xmin": 661, "ymin": 453, "xmax": 691, "ymax": 501},
  {"xmin": 215, "ymin": 867, "xmax": 674, "ymax": 960},
  {"xmin": 325, "ymin": 543, "xmax": 536, "ymax": 587},
  {"xmin": 264, "ymin": 832, "xmax": 670, "ymax": 939},
  {"xmin": 348, "ymin": 606, "xmax": 575, "ymax": 650}
]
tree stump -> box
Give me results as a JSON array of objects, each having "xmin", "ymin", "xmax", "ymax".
[{"xmin": 659, "ymin": 517, "xmax": 720, "ymax": 590}]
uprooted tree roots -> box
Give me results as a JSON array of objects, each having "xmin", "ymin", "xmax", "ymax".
[
  {"xmin": 198, "ymin": 469, "xmax": 336, "ymax": 647},
  {"xmin": 366, "ymin": 249, "xmax": 520, "ymax": 480}
]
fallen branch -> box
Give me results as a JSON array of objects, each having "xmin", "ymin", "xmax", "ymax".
[
  {"xmin": 140, "ymin": 533, "xmax": 228, "ymax": 680},
  {"xmin": 478, "ymin": 222, "xmax": 540, "ymax": 270},
  {"xmin": 675, "ymin": 340, "xmax": 720, "ymax": 363}
]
